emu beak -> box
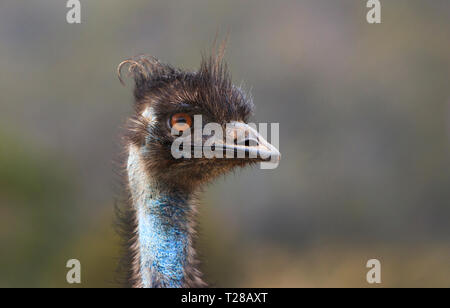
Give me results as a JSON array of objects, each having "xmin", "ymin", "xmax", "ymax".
[
  {"xmin": 186, "ymin": 121, "xmax": 280, "ymax": 166},
  {"xmin": 219, "ymin": 121, "xmax": 281, "ymax": 163}
]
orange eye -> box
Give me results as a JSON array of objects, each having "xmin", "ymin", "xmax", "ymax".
[{"xmin": 169, "ymin": 113, "xmax": 192, "ymax": 133}]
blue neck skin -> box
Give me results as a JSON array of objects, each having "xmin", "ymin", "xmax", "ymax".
[{"xmin": 127, "ymin": 145, "xmax": 190, "ymax": 288}]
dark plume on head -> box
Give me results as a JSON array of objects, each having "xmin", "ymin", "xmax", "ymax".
[{"xmin": 118, "ymin": 43, "xmax": 253, "ymax": 122}]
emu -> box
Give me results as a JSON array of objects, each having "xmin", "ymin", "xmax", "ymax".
[{"xmin": 117, "ymin": 47, "xmax": 280, "ymax": 288}]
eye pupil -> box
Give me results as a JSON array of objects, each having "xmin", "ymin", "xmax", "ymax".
[{"xmin": 170, "ymin": 113, "xmax": 192, "ymax": 132}]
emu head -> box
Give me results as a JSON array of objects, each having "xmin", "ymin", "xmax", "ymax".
[{"xmin": 119, "ymin": 52, "xmax": 280, "ymax": 193}]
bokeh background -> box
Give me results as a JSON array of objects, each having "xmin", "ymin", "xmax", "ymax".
[{"xmin": 1, "ymin": 0, "xmax": 450, "ymax": 287}]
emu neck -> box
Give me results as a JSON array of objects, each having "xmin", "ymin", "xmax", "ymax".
[{"xmin": 127, "ymin": 145, "xmax": 191, "ymax": 288}]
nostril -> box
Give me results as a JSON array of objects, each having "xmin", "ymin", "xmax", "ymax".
[{"xmin": 237, "ymin": 137, "xmax": 259, "ymax": 147}]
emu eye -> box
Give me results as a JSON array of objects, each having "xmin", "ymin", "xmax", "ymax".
[{"xmin": 169, "ymin": 113, "xmax": 192, "ymax": 133}]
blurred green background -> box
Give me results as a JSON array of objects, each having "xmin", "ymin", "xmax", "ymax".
[{"xmin": 1, "ymin": 0, "xmax": 450, "ymax": 287}]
